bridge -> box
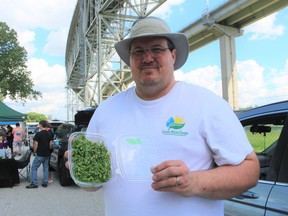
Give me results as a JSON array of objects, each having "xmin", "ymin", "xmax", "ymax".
[{"xmin": 65, "ymin": 0, "xmax": 288, "ymax": 120}]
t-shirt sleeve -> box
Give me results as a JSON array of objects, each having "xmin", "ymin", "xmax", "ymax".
[{"xmin": 204, "ymin": 98, "xmax": 253, "ymax": 166}]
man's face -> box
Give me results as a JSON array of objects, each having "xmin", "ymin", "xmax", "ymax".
[
  {"xmin": 38, "ymin": 124, "xmax": 43, "ymax": 130},
  {"xmin": 129, "ymin": 37, "xmax": 176, "ymax": 100}
]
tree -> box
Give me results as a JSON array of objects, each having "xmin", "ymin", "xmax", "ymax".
[
  {"xmin": 0, "ymin": 21, "xmax": 41, "ymax": 102},
  {"xmin": 26, "ymin": 112, "xmax": 47, "ymax": 122},
  {"xmin": 47, "ymin": 114, "xmax": 53, "ymax": 120}
]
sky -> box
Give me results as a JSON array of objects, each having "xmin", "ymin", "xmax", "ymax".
[{"xmin": 0, "ymin": 0, "xmax": 287, "ymax": 121}]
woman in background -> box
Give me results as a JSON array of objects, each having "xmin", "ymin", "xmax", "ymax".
[{"xmin": 6, "ymin": 125, "xmax": 14, "ymax": 154}]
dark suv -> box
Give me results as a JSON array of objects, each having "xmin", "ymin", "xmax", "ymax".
[
  {"xmin": 224, "ymin": 100, "xmax": 288, "ymax": 215},
  {"xmin": 49, "ymin": 106, "xmax": 96, "ymax": 186}
]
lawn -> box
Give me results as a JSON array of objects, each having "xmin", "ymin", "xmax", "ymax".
[{"xmin": 245, "ymin": 125, "xmax": 282, "ymax": 153}]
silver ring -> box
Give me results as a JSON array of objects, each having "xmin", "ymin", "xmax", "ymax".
[{"xmin": 175, "ymin": 176, "xmax": 180, "ymax": 186}]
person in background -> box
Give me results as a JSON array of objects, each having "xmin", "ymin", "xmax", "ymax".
[
  {"xmin": 1, "ymin": 125, "xmax": 7, "ymax": 141},
  {"xmin": 12, "ymin": 122, "xmax": 25, "ymax": 155},
  {"xmin": 5, "ymin": 125, "xmax": 14, "ymax": 154},
  {"xmin": 67, "ymin": 17, "xmax": 260, "ymax": 215},
  {"xmin": 26, "ymin": 120, "xmax": 52, "ymax": 189},
  {"xmin": 46, "ymin": 121, "xmax": 54, "ymax": 183}
]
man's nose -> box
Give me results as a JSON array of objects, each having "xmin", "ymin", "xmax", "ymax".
[{"xmin": 142, "ymin": 50, "xmax": 154, "ymax": 61}]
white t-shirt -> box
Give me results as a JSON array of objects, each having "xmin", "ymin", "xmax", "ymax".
[{"xmin": 87, "ymin": 81, "xmax": 253, "ymax": 216}]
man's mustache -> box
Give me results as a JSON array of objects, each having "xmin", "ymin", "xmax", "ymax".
[{"xmin": 139, "ymin": 63, "xmax": 158, "ymax": 69}]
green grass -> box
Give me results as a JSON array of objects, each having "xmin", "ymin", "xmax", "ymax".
[{"xmin": 245, "ymin": 126, "xmax": 282, "ymax": 153}]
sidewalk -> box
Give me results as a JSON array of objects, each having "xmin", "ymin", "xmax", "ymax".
[{"xmin": 0, "ymin": 146, "xmax": 104, "ymax": 216}]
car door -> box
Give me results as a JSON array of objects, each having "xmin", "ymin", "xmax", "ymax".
[
  {"xmin": 266, "ymin": 183, "xmax": 288, "ymax": 215},
  {"xmin": 224, "ymin": 113, "xmax": 288, "ymax": 215},
  {"xmin": 265, "ymin": 117, "xmax": 288, "ymax": 215}
]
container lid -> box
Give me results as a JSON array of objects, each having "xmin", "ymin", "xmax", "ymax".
[
  {"xmin": 115, "ymin": 135, "xmax": 159, "ymax": 181},
  {"xmin": 68, "ymin": 132, "xmax": 114, "ymax": 187}
]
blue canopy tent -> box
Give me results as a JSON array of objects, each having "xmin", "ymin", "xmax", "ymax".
[{"xmin": 0, "ymin": 102, "xmax": 27, "ymax": 125}]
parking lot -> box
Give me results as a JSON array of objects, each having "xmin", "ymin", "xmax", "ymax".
[{"xmin": 0, "ymin": 147, "xmax": 105, "ymax": 216}]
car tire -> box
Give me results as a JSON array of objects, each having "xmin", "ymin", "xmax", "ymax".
[{"xmin": 59, "ymin": 158, "xmax": 74, "ymax": 186}]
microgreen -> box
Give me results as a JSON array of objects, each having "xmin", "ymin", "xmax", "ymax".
[{"xmin": 71, "ymin": 135, "xmax": 111, "ymax": 183}]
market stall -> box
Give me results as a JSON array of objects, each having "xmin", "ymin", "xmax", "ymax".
[{"xmin": 0, "ymin": 102, "xmax": 26, "ymax": 125}]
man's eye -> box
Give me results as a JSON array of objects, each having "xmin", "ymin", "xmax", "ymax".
[
  {"xmin": 151, "ymin": 48, "xmax": 163, "ymax": 53},
  {"xmin": 133, "ymin": 50, "xmax": 144, "ymax": 55}
]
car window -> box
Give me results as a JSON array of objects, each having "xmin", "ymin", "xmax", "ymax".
[
  {"xmin": 50, "ymin": 123, "xmax": 64, "ymax": 133},
  {"xmin": 27, "ymin": 124, "xmax": 38, "ymax": 132},
  {"xmin": 245, "ymin": 124, "xmax": 280, "ymax": 153},
  {"xmin": 55, "ymin": 124, "xmax": 75, "ymax": 139},
  {"xmin": 241, "ymin": 114, "xmax": 287, "ymax": 181},
  {"xmin": 34, "ymin": 127, "xmax": 40, "ymax": 134}
]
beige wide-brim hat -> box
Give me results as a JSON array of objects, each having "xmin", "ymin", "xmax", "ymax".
[{"xmin": 115, "ymin": 17, "xmax": 189, "ymax": 70}]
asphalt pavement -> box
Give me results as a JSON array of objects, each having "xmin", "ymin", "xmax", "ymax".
[{"xmin": 0, "ymin": 147, "xmax": 105, "ymax": 216}]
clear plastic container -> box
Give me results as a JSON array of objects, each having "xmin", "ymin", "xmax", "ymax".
[
  {"xmin": 68, "ymin": 132, "xmax": 114, "ymax": 187},
  {"xmin": 115, "ymin": 134, "xmax": 159, "ymax": 181}
]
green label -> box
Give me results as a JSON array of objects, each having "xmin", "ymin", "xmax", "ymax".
[{"xmin": 126, "ymin": 138, "xmax": 142, "ymax": 145}]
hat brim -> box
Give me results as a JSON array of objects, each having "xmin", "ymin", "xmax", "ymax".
[{"xmin": 115, "ymin": 33, "xmax": 189, "ymax": 70}]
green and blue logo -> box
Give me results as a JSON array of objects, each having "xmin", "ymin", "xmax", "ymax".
[
  {"xmin": 162, "ymin": 116, "xmax": 188, "ymax": 136},
  {"xmin": 166, "ymin": 116, "xmax": 185, "ymax": 129}
]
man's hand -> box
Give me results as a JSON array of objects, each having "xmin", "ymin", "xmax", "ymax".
[
  {"xmin": 151, "ymin": 152, "xmax": 259, "ymax": 199},
  {"xmin": 64, "ymin": 150, "xmax": 70, "ymax": 169},
  {"xmin": 151, "ymin": 160, "xmax": 192, "ymax": 196}
]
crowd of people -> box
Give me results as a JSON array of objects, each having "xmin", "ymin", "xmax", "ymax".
[
  {"xmin": 1, "ymin": 123, "xmax": 24, "ymax": 155},
  {"xmin": 1, "ymin": 120, "xmax": 55, "ymax": 188}
]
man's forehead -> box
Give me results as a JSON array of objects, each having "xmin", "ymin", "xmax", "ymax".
[{"xmin": 130, "ymin": 36, "xmax": 167, "ymax": 47}]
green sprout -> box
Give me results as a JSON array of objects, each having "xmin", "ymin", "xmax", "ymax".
[{"xmin": 71, "ymin": 135, "xmax": 112, "ymax": 183}]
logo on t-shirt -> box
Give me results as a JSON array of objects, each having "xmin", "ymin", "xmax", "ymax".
[{"xmin": 162, "ymin": 116, "xmax": 188, "ymax": 136}]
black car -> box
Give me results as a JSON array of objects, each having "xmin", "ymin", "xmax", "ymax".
[
  {"xmin": 224, "ymin": 100, "xmax": 288, "ymax": 215},
  {"xmin": 49, "ymin": 106, "xmax": 97, "ymax": 186}
]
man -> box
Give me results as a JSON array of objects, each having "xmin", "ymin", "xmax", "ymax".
[
  {"xmin": 46, "ymin": 121, "xmax": 55, "ymax": 183},
  {"xmin": 81, "ymin": 17, "xmax": 259, "ymax": 215},
  {"xmin": 26, "ymin": 120, "xmax": 52, "ymax": 189},
  {"xmin": 12, "ymin": 123, "xmax": 25, "ymax": 155}
]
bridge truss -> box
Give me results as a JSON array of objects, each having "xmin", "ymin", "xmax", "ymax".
[{"xmin": 65, "ymin": 0, "xmax": 166, "ymax": 120}]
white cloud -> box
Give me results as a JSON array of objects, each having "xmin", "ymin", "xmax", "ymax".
[
  {"xmin": 0, "ymin": 0, "xmax": 77, "ymax": 31},
  {"xmin": 175, "ymin": 66, "xmax": 222, "ymax": 96},
  {"xmin": 17, "ymin": 30, "xmax": 36, "ymax": 56},
  {"xmin": 5, "ymin": 58, "xmax": 67, "ymax": 120},
  {"xmin": 27, "ymin": 58, "xmax": 67, "ymax": 91},
  {"xmin": 44, "ymin": 28, "xmax": 69, "ymax": 56},
  {"xmin": 151, "ymin": 0, "xmax": 185, "ymax": 18},
  {"xmin": 245, "ymin": 13, "xmax": 285, "ymax": 40},
  {"xmin": 269, "ymin": 59, "xmax": 288, "ymax": 101},
  {"xmin": 176, "ymin": 59, "xmax": 288, "ymax": 109},
  {"xmin": 0, "ymin": 0, "xmax": 77, "ymax": 57},
  {"xmin": 237, "ymin": 60, "xmax": 266, "ymax": 106}
]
